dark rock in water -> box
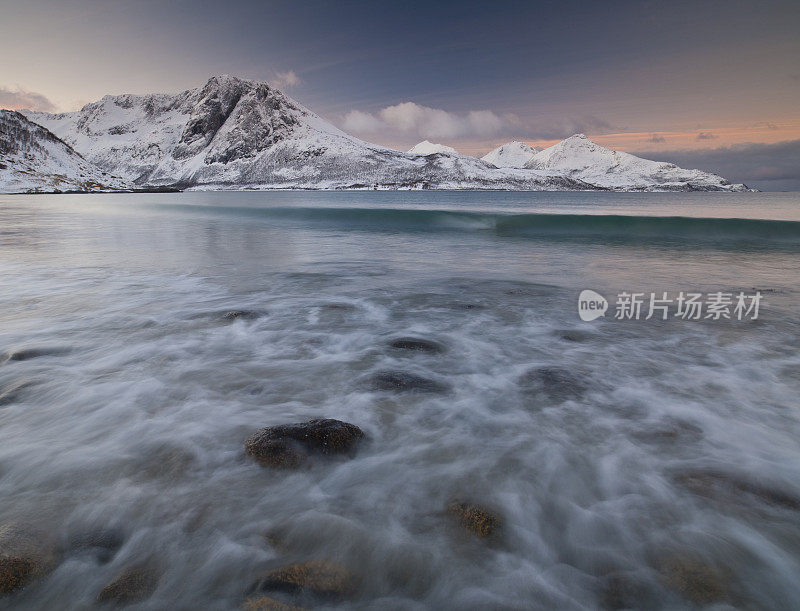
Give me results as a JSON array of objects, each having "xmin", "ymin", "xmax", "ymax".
[
  {"xmin": 251, "ymin": 560, "xmax": 357, "ymax": 601},
  {"xmin": 447, "ymin": 502, "xmax": 501, "ymax": 538},
  {"xmin": 0, "ymin": 523, "xmax": 56, "ymax": 594},
  {"xmin": 67, "ymin": 528, "xmax": 124, "ymax": 564},
  {"xmin": 674, "ymin": 470, "xmax": 800, "ymax": 511},
  {"xmin": 369, "ymin": 371, "xmax": 449, "ymax": 393},
  {"xmin": 0, "ymin": 380, "xmax": 35, "ymax": 406},
  {"xmin": 633, "ymin": 418, "xmax": 703, "ymax": 444},
  {"xmin": 600, "ymin": 571, "xmax": 652, "ymax": 610},
  {"xmin": 4, "ymin": 347, "xmax": 70, "ymax": 363},
  {"xmin": 244, "ymin": 596, "xmax": 304, "ymax": 610},
  {"xmin": 388, "ymin": 337, "xmax": 445, "ymax": 354},
  {"xmin": 659, "ymin": 556, "xmax": 728, "ymax": 604},
  {"xmin": 96, "ymin": 565, "xmax": 159, "ymax": 604},
  {"xmin": 223, "ymin": 310, "xmax": 261, "ymax": 321},
  {"xmin": 557, "ymin": 329, "xmax": 592, "ymax": 343},
  {"xmin": 519, "ymin": 366, "xmax": 586, "ymax": 401},
  {"xmin": 245, "ymin": 419, "xmax": 364, "ymax": 468}
]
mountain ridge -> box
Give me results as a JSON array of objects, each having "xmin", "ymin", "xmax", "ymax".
[{"xmin": 7, "ymin": 75, "xmax": 750, "ymax": 192}]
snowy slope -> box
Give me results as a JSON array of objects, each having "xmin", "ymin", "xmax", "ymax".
[
  {"xmin": 21, "ymin": 77, "xmax": 748, "ymax": 192},
  {"xmin": 408, "ymin": 140, "xmax": 459, "ymax": 156},
  {"xmin": 482, "ymin": 141, "xmax": 539, "ymax": 168},
  {"xmin": 0, "ymin": 110, "xmax": 127, "ymax": 193},
  {"xmin": 525, "ymin": 134, "xmax": 747, "ymax": 191}
]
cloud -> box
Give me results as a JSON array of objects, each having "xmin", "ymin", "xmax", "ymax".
[
  {"xmin": 0, "ymin": 86, "xmax": 56, "ymax": 112},
  {"xmin": 633, "ymin": 139, "xmax": 800, "ymax": 191},
  {"xmin": 696, "ymin": 131, "xmax": 717, "ymax": 140},
  {"xmin": 269, "ymin": 70, "xmax": 301, "ymax": 89},
  {"xmin": 340, "ymin": 102, "xmax": 615, "ymax": 142},
  {"xmin": 646, "ymin": 133, "xmax": 666, "ymax": 143},
  {"xmin": 752, "ymin": 121, "xmax": 779, "ymax": 130}
]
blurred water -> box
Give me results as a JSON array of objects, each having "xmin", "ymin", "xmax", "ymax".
[{"xmin": 0, "ymin": 191, "xmax": 799, "ymax": 609}]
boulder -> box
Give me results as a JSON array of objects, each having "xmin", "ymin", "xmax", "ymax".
[
  {"xmin": 0, "ymin": 523, "xmax": 56, "ymax": 594},
  {"xmin": 245, "ymin": 419, "xmax": 364, "ymax": 468},
  {"xmin": 96, "ymin": 565, "xmax": 159, "ymax": 604},
  {"xmin": 250, "ymin": 560, "xmax": 356, "ymax": 601},
  {"xmin": 447, "ymin": 502, "xmax": 501, "ymax": 538}
]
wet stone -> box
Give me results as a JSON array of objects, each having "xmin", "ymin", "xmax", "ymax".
[
  {"xmin": 250, "ymin": 560, "xmax": 357, "ymax": 601},
  {"xmin": 674, "ymin": 470, "xmax": 800, "ymax": 511},
  {"xmin": 369, "ymin": 371, "xmax": 450, "ymax": 393},
  {"xmin": 3, "ymin": 347, "xmax": 70, "ymax": 363},
  {"xmin": 659, "ymin": 556, "xmax": 728, "ymax": 604},
  {"xmin": 447, "ymin": 502, "xmax": 501, "ymax": 538},
  {"xmin": 245, "ymin": 419, "xmax": 364, "ymax": 468},
  {"xmin": 0, "ymin": 523, "xmax": 56, "ymax": 595},
  {"xmin": 243, "ymin": 596, "xmax": 304, "ymax": 610},
  {"xmin": 388, "ymin": 337, "xmax": 445, "ymax": 354},
  {"xmin": 223, "ymin": 310, "xmax": 261, "ymax": 321},
  {"xmin": 0, "ymin": 380, "xmax": 35, "ymax": 406},
  {"xmin": 96, "ymin": 565, "xmax": 159, "ymax": 605},
  {"xmin": 67, "ymin": 528, "xmax": 125, "ymax": 564}
]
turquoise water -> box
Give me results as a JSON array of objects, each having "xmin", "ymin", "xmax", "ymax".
[{"xmin": 0, "ymin": 191, "xmax": 799, "ymax": 609}]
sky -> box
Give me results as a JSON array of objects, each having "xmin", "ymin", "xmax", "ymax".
[{"xmin": 1, "ymin": 0, "xmax": 799, "ymax": 189}]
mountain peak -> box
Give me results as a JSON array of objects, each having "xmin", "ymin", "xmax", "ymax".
[
  {"xmin": 482, "ymin": 141, "xmax": 539, "ymax": 168},
  {"xmin": 408, "ymin": 140, "xmax": 458, "ymax": 155}
]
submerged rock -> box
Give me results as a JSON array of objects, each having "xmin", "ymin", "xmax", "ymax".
[
  {"xmin": 96, "ymin": 564, "xmax": 159, "ymax": 604},
  {"xmin": 447, "ymin": 502, "xmax": 501, "ymax": 538},
  {"xmin": 659, "ymin": 556, "xmax": 728, "ymax": 604},
  {"xmin": 674, "ymin": 470, "xmax": 800, "ymax": 511},
  {"xmin": 369, "ymin": 371, "xmax": 449, "ymax": 393},
  {"xmin": 600, "ymin": 571, "xmax": 652, "ymax": 610},
  {"xmin": 67, "ymin": 528, "xmax": 125, "ymax": 564},
  {"xmin": 519, "ymin": 366, "xmax": 586, "ymax": 401},
  {"xmin": 0, "ymin": 379, "xmax": 35, "ymax": 406},
  {"xmin": 0, "ymin": 523, "xmax": 56, "ymax": 594},
  {"xmin": 251, "ymin": 560, "xmax": 357, "ymax": 601},
  {"xmin": 3, "ymin": 347, "xmax": 69, "ymax": 363},
  {"xmin": 244, "ymin": 596, "xmax": 304, "ymax": 610},
  {"xmin": 223, "ymin": 310, "xmax": 261, "ymax": 321},
  {"xmin": 388, "ymin": 337, "xmax": 445, "ymax": 354},
  {"xmin": 245, "ymin": 419, "xmax": 364, "ymax": 468}
]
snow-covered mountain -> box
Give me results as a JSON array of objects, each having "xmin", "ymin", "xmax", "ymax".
[
  {"xmin": 0, "ymin": 110, "xmax": 127, "ymax": 193},
  {"xmin": 11, "ymin": 76, "xmax": 748, "ymax": 192},
  {"xmin": 524, "ymin": 134, "xmax": 743, "ymax": 191},
  {"xmin": 22, "ymin": 76, "xmax": 593, "ymax": 191},
  {"xmin": 482, "ymin": 141, "xmax": 539, "ymax": 168},
  {"xmin": 408, "ymin": 140, "xmax": 459, "ymax": 156}
]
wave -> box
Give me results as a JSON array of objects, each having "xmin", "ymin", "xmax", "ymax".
[{"xmin": 150, "ymin": 204, "xmax": 800, "ymax": 246}]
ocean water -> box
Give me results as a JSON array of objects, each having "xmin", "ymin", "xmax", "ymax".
[{"xmin": 0, "ymin": 191, "xmax": 799, "ymax": 610}]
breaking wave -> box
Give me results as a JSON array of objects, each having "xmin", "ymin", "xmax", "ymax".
[{"xmin": 149, "ymin": 204, "xmax": 800, "ymax": 246}]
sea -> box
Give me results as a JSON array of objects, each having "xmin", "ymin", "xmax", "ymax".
[{"xmin": 0, "ymin": 191, "xmax": 799, "ymax": 609}]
